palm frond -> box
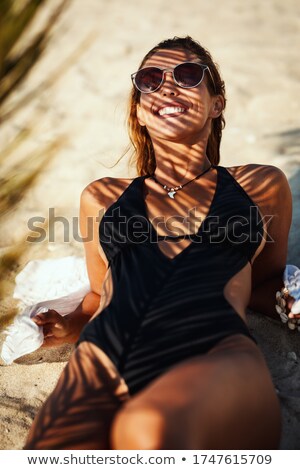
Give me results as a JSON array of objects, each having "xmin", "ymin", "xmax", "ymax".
[
  {"xmin": 0, "ymin": 0, "xmax": 47, "ymax": 61},
  {"xmin": 0, "ymin": 0, "xmax": 70, "ymax": 110},
  {"xmin": 0, "ymin": 0, "xmax": 70, "ymax": 331}
]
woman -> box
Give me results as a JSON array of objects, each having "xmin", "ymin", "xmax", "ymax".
[{"xmin": 25, "ymin": 36, "xmax": 294, "ymax": 450}]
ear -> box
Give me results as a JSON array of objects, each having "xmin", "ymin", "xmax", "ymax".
[
  {"xmin": 136, "ymin": 103, "xmax": 146, "ymax": 127},
  {"xmin": 209, "ymin": 95, "xmax": 224, "ymax": 118}
]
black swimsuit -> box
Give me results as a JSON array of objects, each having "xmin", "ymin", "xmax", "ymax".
[{"xmin": 79, "ymin": 165, "xmax": 264, "ymax": 395}]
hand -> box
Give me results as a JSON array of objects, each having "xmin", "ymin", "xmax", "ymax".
[{"xmin": 33, "ymin": 309, "xmax": 73, "ymax": 347}]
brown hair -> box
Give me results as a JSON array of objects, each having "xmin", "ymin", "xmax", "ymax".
[{"xmin": 127, "ymin": 36, "xmax": 226, "ymax": 176}]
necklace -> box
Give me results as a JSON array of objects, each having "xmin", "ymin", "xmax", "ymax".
[{"xmin": 150, "ymin": 164, "xmax": 213, "ymax": 199}]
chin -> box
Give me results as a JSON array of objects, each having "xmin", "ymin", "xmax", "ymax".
[
  {"xmin": 148, "ymin": 123, "xmax": 191, "ymax": 138},
  {"xmin": 152, "ymin": 129, "xmax": 197, "ymax": 143}
]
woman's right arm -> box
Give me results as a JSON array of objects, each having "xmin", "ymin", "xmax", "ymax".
[{"xmin": 34, "ymin": 180, "xmax": 109, "ymax": 346}]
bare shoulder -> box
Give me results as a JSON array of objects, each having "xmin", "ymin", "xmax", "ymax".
[
  {"xmin": 226, "ymin": 163, "xmax": 288, "ymax": 187},
  {"xmin": 225, "ymin": 163, "xmax": 291, "ymax": 213},
  {"xmin": 79, "ymin": 177, "xmax": 135, "ymax": 282},
  {"xmin": 80, "ymin": 176, "xmax": 135, "ymax": 214}
]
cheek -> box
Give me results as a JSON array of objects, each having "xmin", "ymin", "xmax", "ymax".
[
  {"xmin": 137, "ymin": 98, "xmax": 155, "ymax": 127},
  {"xmin": 136, "ymin": 98, "xmax": 149, "ymax": 124},
  {"xmin": 187, "ymin": 99, "xmax": 207, "ymax": 123},
  {"xmin": 189, "ymin": 83, "xmax": 212, "ymax": 108},
  {"xmin": 189, "ymin": 89, "xmax": 208, "ymax": 111},
  {"xmin": 136, "ymin": 105, "xmax": 145, "ymax": 126}
]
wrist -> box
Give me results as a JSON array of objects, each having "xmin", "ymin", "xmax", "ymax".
[{"xmin": 63, "ymin": 312, "xmax": 90, "ymax": 344}]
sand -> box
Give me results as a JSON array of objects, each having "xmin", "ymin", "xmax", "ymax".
[{"xmin": 0, "ymin": 0, "xmax": 299, "ymax": 450}]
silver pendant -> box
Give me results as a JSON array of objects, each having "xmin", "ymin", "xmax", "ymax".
[{"xmin": 167, "ymin": 191, "xmax": 176, "ymax": 199}]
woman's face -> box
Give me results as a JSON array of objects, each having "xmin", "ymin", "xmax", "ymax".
[{"xmin": 136, "ymin": 48, "xmax": 217, "ymax": 144}]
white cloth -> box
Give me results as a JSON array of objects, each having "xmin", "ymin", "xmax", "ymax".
[{"xmin": 0, "ymin": 256, "xmax": 90, "ymax": 365}]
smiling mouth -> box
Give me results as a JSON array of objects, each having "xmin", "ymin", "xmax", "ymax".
[{"xmin": 157, "ymin": 106, "xmax": 187, "ymax": 117}]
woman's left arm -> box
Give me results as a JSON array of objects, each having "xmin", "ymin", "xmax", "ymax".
[{"xmin": 247, "ymin": 165, "xmax": 293, "ymax": 319}]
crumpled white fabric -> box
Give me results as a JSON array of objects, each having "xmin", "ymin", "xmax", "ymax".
[
  {"xmin": 0, "ymin": 256, "xmax": 90, "ymax": 365},
  {"xmin": 284, "ymin": 264, "xmax": 300, "ymax": 314}
]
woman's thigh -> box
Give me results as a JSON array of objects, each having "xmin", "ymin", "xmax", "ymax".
[
  {"xmin": 111, "ymin": 335, "xmax": 281, "ymax": 450},
  {"xmin": 25, "ymin": 341, "xmax": 130, "ymax": 450}
]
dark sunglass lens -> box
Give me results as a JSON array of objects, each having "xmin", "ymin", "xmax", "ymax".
[
  {"xmin": 135, "ymin": 67, "xmax": 162, "ymax": 92},
  {"xmin": 174, "ymin": 63, "xmax": 204, "ymax": 88}
]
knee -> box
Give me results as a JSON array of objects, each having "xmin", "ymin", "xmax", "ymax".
[{"xmin": 110, "ymin": 404, "xmax": 166, "ymax": 450}]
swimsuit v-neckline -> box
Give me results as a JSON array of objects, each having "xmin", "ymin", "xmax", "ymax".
[{"xmin": 139, "ymin": 165, "xmax": 219, "ymax": 263}]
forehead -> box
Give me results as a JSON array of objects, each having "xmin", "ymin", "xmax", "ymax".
[{"xmin": 143, "ymin": 49, "xmax": 200, "ymax": 68}]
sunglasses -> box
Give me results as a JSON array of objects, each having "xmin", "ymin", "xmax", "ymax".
[{"xmin": 131, "ymin": 61, "xmax": 216, "ymax": 94}]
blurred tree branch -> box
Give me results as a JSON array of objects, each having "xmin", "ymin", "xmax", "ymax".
[
  {"xmin": 0, "ymin": 0, "xmax": 74, "ymax": 326},
  {"xmin": 0, "ymin": 0, "xmax": 70, "ymax": 115}
]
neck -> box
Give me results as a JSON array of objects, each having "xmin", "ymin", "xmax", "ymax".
[{"xmin": 151, "ymin": 140, "xmax": 211, "ymax": 185}]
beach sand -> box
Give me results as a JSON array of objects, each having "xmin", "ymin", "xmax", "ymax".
[{"xmin": 0, "ymin": 0, "xmax": 299, "ymax": 450}]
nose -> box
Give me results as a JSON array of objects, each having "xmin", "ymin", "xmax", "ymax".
[{"xmin": 159, "ymin": 70, "xmax": 179, "ymax": 96}]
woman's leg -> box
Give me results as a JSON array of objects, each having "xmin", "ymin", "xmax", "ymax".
[
  {"xmin": 25, "ymin": 341, "xmax": 130, "ymax": 450},
  {"xmin": 111, "ymin": 335, "xmax": 281, "ymax": 450}
]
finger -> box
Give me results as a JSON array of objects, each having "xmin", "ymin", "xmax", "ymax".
[
  {"xmin": 288, "ymin": 312, "xmax": 300, "ymax": 319},
  {"xmin": 33, "ymin": 316, "xmax": 45, "ymax": 326},
  {"xmin": 34, "ymin": 310, "xmax": 61, "ymax": 325}
]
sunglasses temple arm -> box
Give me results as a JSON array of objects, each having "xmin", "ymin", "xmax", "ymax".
[{"xmin": 206, "ymin": 67, "xmax": 217, "ymax": 94}]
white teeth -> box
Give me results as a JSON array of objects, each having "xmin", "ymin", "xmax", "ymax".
[{"xmin": 158, "ymin": 106, "xmax": 186, "ymax": 116}]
